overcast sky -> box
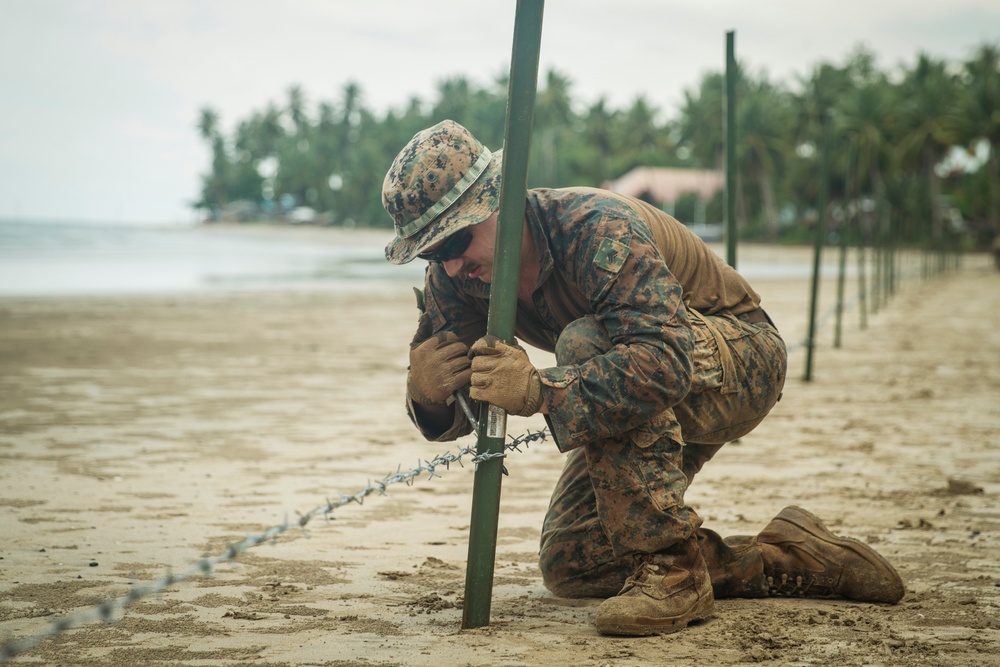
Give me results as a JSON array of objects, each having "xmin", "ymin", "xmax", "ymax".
[{"xmin": 1, "ymin": 0, "xmax": 997, "ymax": 224}]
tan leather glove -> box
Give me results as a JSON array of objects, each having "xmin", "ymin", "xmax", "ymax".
[
  {"xmin": 407, "ymin": 332, "xmax": 473, "ymax": 406},
  {"xmin": 469, "ymin": 335, "xmax": 542, "ymax": 417}
]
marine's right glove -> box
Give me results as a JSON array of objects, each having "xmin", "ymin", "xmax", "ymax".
[
  {"xmin": 407, "ymin": 332, "xmax": 473, "ymax": 406},
  {"xmin": 469, "ymin": 335, "xmax": 542, "ymax": 417}
]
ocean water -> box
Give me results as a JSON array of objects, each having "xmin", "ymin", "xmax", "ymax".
[
  {"xmin": 0, "ymin": 219, "xmax": 834, "ymax": 297},
  {"xmin": 0, "ymin": 220, "xmax": 425, "ymax": 296}
]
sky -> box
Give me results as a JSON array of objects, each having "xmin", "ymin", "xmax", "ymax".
[{"xmin": 1, "ymin": 0, "xmax": 997, "ymax": 225}]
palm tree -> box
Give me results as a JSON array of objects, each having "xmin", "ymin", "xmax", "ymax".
[
  {"xmin": 896, "ymin": 54, "xmax": 960, "ymax": 245},
  {"xmin": 431, "ymin": 76, "xmax": 474, "ymax": 124},
  {"xmin": 286, "ymin": 85, "xmax": 309, "ymax": 134},
  {"xmin": 533, "ymin": 69, "xmax": 575, "ymax": 185},
  {"xmin": 197, "ymin": 107, "xmax": 221, "ymax": 142},
  {"xmin": 569, "ymin": 97, "xmax": 619, "ymax": 185},
  {"xmin": 950, "ymin": 44, "xmax": 1000, "ymax": 233},
  {"xmin": 837, "ymin": 77, "xmax": 895, "ymax": 204},
  {"xmin": 194, "ymin": 106, "xmax": 231, "ymax": 212},
  {"xmin": 235, "ymin": 104, "xmax": 286, "ymax": 162},
  {"xmin": 677, "ymin": 72, "xmax": 725, "ymax": 170},
  {"xmin": 738, "ymin": 76, "xmax": 794, "ymax": 238},
  {"xmin": 620, "ymin": 95, "xmax": 671, "ymax": 169},
  {"xmin": 788, "ymin": 54, "xmax": 871, "ymax": 236}
]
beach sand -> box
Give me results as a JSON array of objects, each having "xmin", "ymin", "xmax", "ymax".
[{"xmin": 1, "ymin": 245, "xmax": 998, "ymax": 666}]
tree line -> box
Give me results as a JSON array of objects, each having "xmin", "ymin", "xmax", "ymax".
[{"xmin": 195, "ymin": 42, "xmax": 1000, "ymax": 249}]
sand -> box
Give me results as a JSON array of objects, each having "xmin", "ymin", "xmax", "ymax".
[{"xmin": 1, "ymin": 244, "xmax": 998, "ymax": 666}]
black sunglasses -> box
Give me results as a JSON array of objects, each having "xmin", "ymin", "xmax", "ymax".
[{"xmin": 417, "ymin": 227, "xmax": 473, "ymax": 263}]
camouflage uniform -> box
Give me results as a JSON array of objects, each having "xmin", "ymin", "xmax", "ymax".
[{"xmin": 407, "ymin": 186, "xmax": 787, "ymax": 599}]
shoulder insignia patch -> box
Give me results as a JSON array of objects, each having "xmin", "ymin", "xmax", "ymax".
[{"xmin": 594, "ymin": 237, "xmax": 630, "ymax": 273}]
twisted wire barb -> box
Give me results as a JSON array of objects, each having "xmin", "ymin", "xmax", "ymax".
[{"xmin": 0, "ymin": 427, "xmax": 551, "ymax": 663}]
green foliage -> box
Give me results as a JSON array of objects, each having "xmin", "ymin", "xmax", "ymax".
[{"xmin": 194, "ymin": 43, "xmax": 1000, "ymax": 249}]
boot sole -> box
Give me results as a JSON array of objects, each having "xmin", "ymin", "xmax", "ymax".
[
  {"xmin": 593, "ymin": 591, "xmax": 714, "ymax": 636},
  {"xmin": 774, "ymin": 506, "xmax": 905, "ymax": 603}
]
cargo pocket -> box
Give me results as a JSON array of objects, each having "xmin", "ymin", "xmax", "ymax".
[
  {"xmin": 588, "ymin": 413, "xmax": 693, "ymax": 554},
  {"xmin": 686, "ymin": 308, "xmax": 739, "ymax": 394},
  {"xmin": 630, "ymin": 409, "xmax": 684, "ymax": 449},
  {"xmin": 628, "ymin": 411, "xmax": 685, "ymax": 513}
]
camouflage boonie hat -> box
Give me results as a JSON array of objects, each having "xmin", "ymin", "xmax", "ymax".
[{"xmin": 383, "ymin": 120, "xmax": 502, "ymax": 265}]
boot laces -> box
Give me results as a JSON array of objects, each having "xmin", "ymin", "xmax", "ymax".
[{"xmin": 621, "ymin": 563, "xmax": 662, "ymax": 594}]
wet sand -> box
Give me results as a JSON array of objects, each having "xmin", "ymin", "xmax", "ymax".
[{"xmin": 1, "ymin": 245, "xmax": 998, "ymax": 666}]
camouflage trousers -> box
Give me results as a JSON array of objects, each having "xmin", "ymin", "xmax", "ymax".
[{"xmin": 539, "ymin": 310, "xmax": 787, "ymax": 599}]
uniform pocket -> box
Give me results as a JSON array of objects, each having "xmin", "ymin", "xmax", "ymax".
[
  {"xmin": 686, "ymin": 309, "xmax": 724, "ymax": 393},
  {"xmin": 630, "ymin": 409, "xmax": 684, "ymax": 449},
  {"xmin": 686, "ymin": 309, "xmax": 746, "ymax": 394}
]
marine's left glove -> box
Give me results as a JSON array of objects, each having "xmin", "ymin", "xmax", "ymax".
[{"xmin": 469, "ymin": 335, "xmax": 542, "ymax": 417}]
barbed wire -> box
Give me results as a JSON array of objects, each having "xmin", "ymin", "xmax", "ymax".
[
  {"xmin": 785, "ymin": 295, "xmax": 861, "ymax": 354},
  {"xmin": 784, "ymin": 258, "xmax": 932, "ymax": 354},
  {"xmin": 0, "ymin": 427, "xmax": 551, "ymax": 663}
]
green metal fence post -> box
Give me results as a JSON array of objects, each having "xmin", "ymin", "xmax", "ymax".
[
  {"xmin": 834, "ymin": 136, "xmax": 856, "ymax": 349},
  {"xmin": 461, "ymin": 0, "xmax": 544, "ymax": 630},
  {"xmin": 873, "ymin": 197, "xmax": 884, "ymax": 314},
  {"xmin": 804, "ymin": 111, "xmax": 831, "ymax": 383},
  {"xmin": 724, "ymin": 30, "xmax": 738, "ymax": 269},
  {"xmin": 856, "ymin": 199, "xmax": 869, "ymax": 332},
  {"xmin": 882, "ymin": 209, "xmax": 901, "ymax": 304}
]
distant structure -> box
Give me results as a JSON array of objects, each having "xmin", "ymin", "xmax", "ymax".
[{"xmin": 604, "ymin": 167, "xmax": 725, "ymax": 240}]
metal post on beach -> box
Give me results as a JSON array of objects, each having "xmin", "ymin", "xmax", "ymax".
[
  {"xmin": 834, "ymin": 136, "xmax": 855, "ymax": 349},
  {"xmin": 462, "ymin": 0, "xmax": 544, "ymax": 630},
  {"xmin": 804, "ymin": 110, "xmax": 831, "ymax": 382},
  {"xmin": 724, "ymin": 30, "xmax": 738, "ymax": 269}
]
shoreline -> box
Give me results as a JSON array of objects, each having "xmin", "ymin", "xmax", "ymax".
[
  {"xmin": 194, "ymin": 220, "xmax": 396, "ymax": 244},
  {"xmin": 6, "ymin": 217, "xmax": 989, "ymax": 300}
]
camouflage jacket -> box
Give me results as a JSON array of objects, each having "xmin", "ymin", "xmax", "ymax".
[{"xmin": 409, "ymin": 187, "xmax": 761, "ymax": 451}]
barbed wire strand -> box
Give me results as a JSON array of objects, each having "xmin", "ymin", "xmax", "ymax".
[
  {"xmin": 785, "ymin": 295, "xmax": 858, "ymax": 354},
  {"xmin": 0, "ymin": 428, "xmax": 550, "ymax": 663}
]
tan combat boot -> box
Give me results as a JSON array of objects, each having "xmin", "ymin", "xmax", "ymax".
[
  {"xmin": 593, "ymin": 538, "xmax": 714, "ymax": 636},
  {"xmin": 758, "ymin": 506, "xmax": 905, "ymax": 603}
]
